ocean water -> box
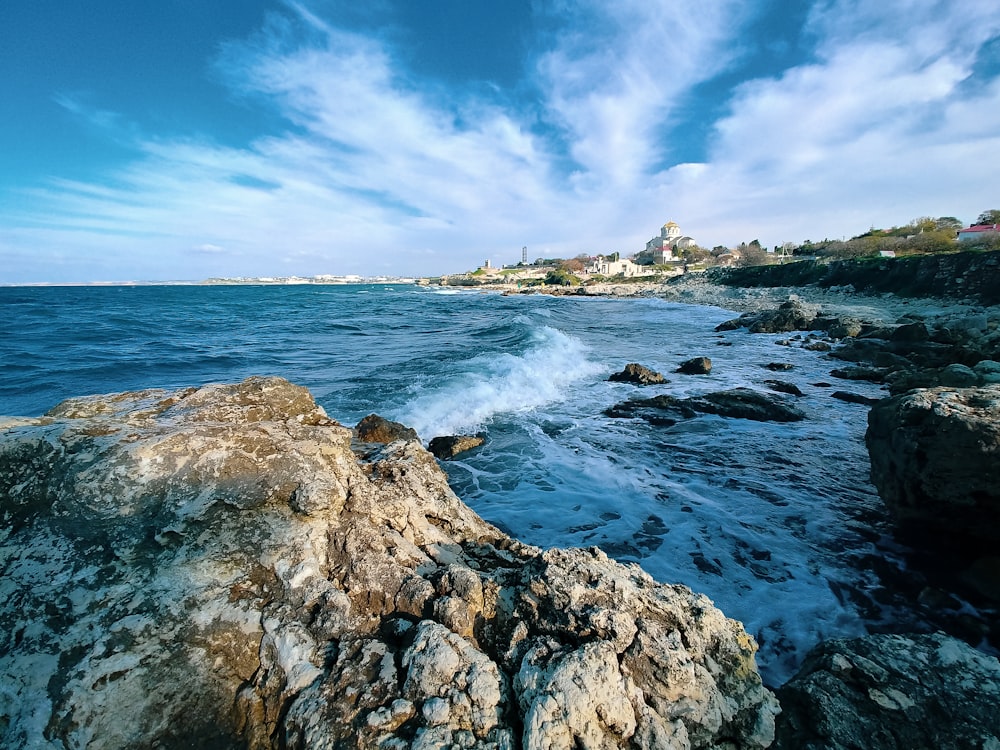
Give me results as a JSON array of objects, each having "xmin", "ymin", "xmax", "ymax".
[{"xmin": 0, "ymin": 283, "xmax": 928, "ymax": 684}]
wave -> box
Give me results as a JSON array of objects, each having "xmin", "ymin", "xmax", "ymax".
[{"xmin": 398, "ymin": 324, "xmax": 603, "ymax": 439}]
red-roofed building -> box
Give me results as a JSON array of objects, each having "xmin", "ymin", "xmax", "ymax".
[{"xmin": 958, "ymin": 224, "xmax": 1000, "ymax": 241}]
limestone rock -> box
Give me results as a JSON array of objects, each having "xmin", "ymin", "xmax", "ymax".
[
  {"xmin": 866, "ymin": 385, "xmax": 1000, "ymax": 548},
  {"xmin": 0, "ymin": 376, "xmax": 778, "ymax": 749},
  {"xmin": 428, "ymin": 434, "xmax": 485, "ymax": 459},
  {"xmin": 355, "ymin": 413, "xmax": 420, "ymax": 443},
  {"xmin": 773, "ymin": 632, "xmax": 1000, "ymax": 750},
  {"xmin": 608, "ymin": 363, "xmax": 666, "ymax": 385},
  {"xmin": 676, "ymin": 357, "xmax": 712, "ymax": 375}
]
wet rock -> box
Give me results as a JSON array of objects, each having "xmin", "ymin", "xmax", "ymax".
[
  {"xmin": 866, "ymin": 385, "xmax": 1000, "ymax": 550},
  {"xmin": 890, "ymin": 321, "xmax": 930, "ymax": 342},
  {"xmin": 716, "ymin": 298, "xmax": 817, "ymax": 334},
  {"xmin": 773, "ymin": 632, "xmax": 1000, "ymax": 750},
  {"xmin": 764, "ymin": 380, "xmax": 804, "ymax": 397},
  {"xmin": 0, "ymin": 377, "xmax": 779, "ymax": 749},
  {"xmin": 428, "ymin": 434, "xmax": 485, "ymax": 459},
  {"xmin": 676, "ymin": 356, "xmax": 712, "ymax": 375},
  {"xmin": 609, "ymin": 387, "xmax": 805, "ymax": 424},
  {"xmin": 830, "ymin": 391, "xmax": 880, "ymax": 406},
  {"xmin": 608, "ymin": 362, "xmax": 666, "ymax": 385},
  {"xmin": 830, "ymin": 365, "xmax": 890, "ymax": 383},
  {"xmin": 355, "ymin": 413, "xmax": 420, "ymax": 443},
  {"xmin": 764, "ymin": 362, "xmax": 795, "ymax": 371}
]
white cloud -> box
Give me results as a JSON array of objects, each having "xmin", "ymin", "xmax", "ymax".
[{"xmin": 2, "ymin": 0, "xmax": 999, "ymax": 282}]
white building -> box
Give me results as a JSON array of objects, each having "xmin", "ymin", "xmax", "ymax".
[
  {"xmin": 645, "ymin": 221, "xmax": 696, "ymax": 263},
  {"xmin": 587, "ymin": 255, "xmax": 642, "ymax": 277}
]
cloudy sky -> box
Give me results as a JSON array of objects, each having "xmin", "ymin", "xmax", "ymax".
[{"xmin": 1, "ymin": 0, "xmax": 998, "ymax": 283}]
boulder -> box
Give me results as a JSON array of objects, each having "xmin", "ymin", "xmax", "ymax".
[
  {"xmin": 355, "ymin": 413, "xmax": 420, "ymax": 443},
  {"xmin": 428, "ymin": 434, "xmax": 485, "ymax": 459},
  {"xmin": 0, "ymin": 377, "xmax": 779, "ymax": 749},
  {"xmin": 608, "ymin": 387, "xmax": 805, "ymax": 424},
  {"xmin": 830, "ymin": 391, "xmax": 880, "ymax": 406},
  {"xmin": 764, "ymin": 380, "xmax": 804, "ymax": 397},
  {"xmin": 676, "ymin": 356, "xmax": 712, "ymax": 375},
  {"xmin": 715, "ymin": 299, "xmax": 816, "ymax": 334},
  {"xmin": 866, "ymin": 385, "xmax": 1000, "ymax": 548},
  {"xmin": 608, "ymin": 362, "xmax": 666, "ymax": 385},
  {"xmin": 773, "ymin": 632, "xmax": 1000, "ymax": 750}
]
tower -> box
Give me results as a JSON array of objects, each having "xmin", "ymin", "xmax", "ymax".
[{"xmin": 522, "ymin": 246, "xmax": 528, "ymax": 265}]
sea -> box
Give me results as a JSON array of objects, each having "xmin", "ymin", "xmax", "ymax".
[{"xmin": 0, "ymin": 282, "xmax": 954, "ymax": 685}]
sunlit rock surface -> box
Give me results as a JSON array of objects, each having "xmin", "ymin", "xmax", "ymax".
[{"xmin": 0, "ymin": 376, "xmax": 778, "ymax": 749}]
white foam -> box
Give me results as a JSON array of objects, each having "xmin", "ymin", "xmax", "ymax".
[{"xmin": 399, "ymin": 325, "xmax": 603, "ymax": 439}]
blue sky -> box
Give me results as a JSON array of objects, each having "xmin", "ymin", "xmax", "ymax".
[{"xmin": 1, "ymin": 0, "xmax": 999, "ymax": 283}]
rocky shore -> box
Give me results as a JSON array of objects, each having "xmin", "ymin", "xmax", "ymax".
[{"xmin": 3, "ymin": 252, "xmax": 1000, "ymax": 748}]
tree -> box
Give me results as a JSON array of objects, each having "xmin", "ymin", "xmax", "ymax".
[
  {"xmin": 976, "ymin": 210, "xmax": 1000, "ymax": 225},
  {"xmin": 544, "ymin": 269, "xmax": 580, "ymax": 286},
  {"xmin": 934, "ymin": 216, "xmax": 963, "ymax": 231}
]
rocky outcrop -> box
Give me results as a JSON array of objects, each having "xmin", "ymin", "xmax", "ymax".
[
  {"xmin": 676, "ymin": 357, "xmax": 712, "ymax": 375},
  {"xmin": 355, "ymin": 413, "xmax": 420, "ymax": 443},
  {"xmin": 428, "ymin": 434, "xmax": 485, "ymax": 459},
  {"xmin": 608, "ymin": 363, "xmax": 666, "ymax": 385},
  {"xmin": 705, "ymin": 249, "xmax": 1000, "ymax": 305},
  {"xmin": 0, "ymin": 376, "xmax": 778, "ymax": 749},
  {"xmin": 773, "ymin": 632, "xmax": 1000, "ymax": 749},
  {"xmin": 866, "ymin": 385, "xmax": 1000, "ymax": 549},
  {"xmin": 607, "ymin": 388, "xmax": 805, "ymax": 425}
]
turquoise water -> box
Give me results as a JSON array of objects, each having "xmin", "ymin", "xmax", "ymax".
[{"xmin": 0, "ymin": 283, "xmax": 918, "ymax": 684}]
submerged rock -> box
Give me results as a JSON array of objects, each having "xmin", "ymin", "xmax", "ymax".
[
  {"xmin": 773, "ymin": 632, "xmax": 1000, "ymax": 750},
  {"xmin": 0, "ymin": 376, "xmax": 778, "ymax": 749},
  {"xmin": 608, "ymin": 362, "xmax": 667, "ymax": 385},
  {"xmin": 866, "ymin": 385, "xmax": 1000, "ymax": 549}
]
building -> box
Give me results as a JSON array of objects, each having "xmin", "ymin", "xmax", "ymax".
[
  {"xmin": 645, "ymin": 221, "xmax": 696, "ymax": 262},
  {"xmin": 587, "ymin": 255, "xmax": 642, "ymax": 277},
  {"xmin": 958, "ymin": 224, "xmax": 1000, "ymax": 241}
]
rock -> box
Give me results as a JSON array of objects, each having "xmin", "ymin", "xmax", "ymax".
[
  {"xmin": 676, "ymin": 356, "xmax": 712, "ymax": 375},
  {"xmin": 608, "ymin": 362, "xmax": 666, "ymax": 385},
  {"xmin": 890, "ymin": 321, "xmax": 930, "ymax": 342},
  {"xmin": 802, "ymin": 340, "xmax": 832, "ymax": 352},
  {"xmin": 0, "ymin": 377, "xmax": 779, "ymax": 749},
  {"xmin": 355, "ymin": 413, "xmax": 420, "ymax": 443},
  {"xmin": 866, "ymin": 385, "xmax": 1000, "ymax": 549},
  {"xmin": 830, "ymin": 391, "xmax": 880, "ymax": 406},
  {"xmin": 975, "ymin": 360, "xmax": 1000, "ymax": 384},
  {"xmin": 764, "ymin": 380, "xmax": 804, "ymax": 397},
  {"xmin": 716, "ymin": 299, "xmax": 817, "ymax": 334},
  {"xmin": 428, "ymin": 434, "xmax": 485, "ymax": 459},
  {"xmin": 608, "ymin": 387, "xmax": 805, "ymax": 424},
  {"xmin": 939, "ymin": 363, "xmax": 980, "ymax": 387},
  {"xmin": 764, "ymin": 362, "xmax": 795, "ymax": 371},
  {"xmin": 773, "ymin": 632, "xmax": 1000, "ymax": 750},
  {"xmin": 830, "ymin": 365, "xmax": 889, "ymax": 383}
]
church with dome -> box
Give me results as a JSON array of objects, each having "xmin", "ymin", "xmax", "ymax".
[{"xmin": 645, "ymin": 221, "xmax": 696, "ymax": 263}]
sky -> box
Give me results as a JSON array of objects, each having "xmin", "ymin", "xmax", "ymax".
[{"xmin": 1, "ymin": 0, "xmax": 999, "ymax": 283}]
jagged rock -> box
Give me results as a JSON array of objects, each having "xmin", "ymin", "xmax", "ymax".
[
  {"xmin": 890, "ymin": 321, "xmax": 930, "ymax": 342},
  {"xmin": 428, "ymin": 434, "xmax": 485, "ymax": 459},
  {"xmin": 830, "ymin": 391, "xmax": 880, "ymax": 406},
  {"xmin": 715, "ymin": 299, "xmax": 816, "ymax": 334},
  {"xmin": 0, "ymin": 376, "xmax": 779, "ymax": 749},
  {"xmin": 676, "ymin": 356, "xmax": 712, "ymax": 375},
  {"xmin": 355, "ymin": 413, "xmax": 420, "ymax": 443},
  {"xmin": 764, "ymin": 380, "xmax": 804, "ymax": 397},
  {"xmin": 608, "ymin": 362, "xmax": 666, "ymax": 385},
  {"xmin": 608, "ymin": 387, "xmax": 805, "ymax": 425},
  {"xmin": 866, "ymin": 385, "xmax": 1000, "ymax": 549},
  {"xmin": 830, "ymin": 365, "xmax": 890, "ymax": 383},
  {"xmin": 764, "ymin": 362, "xmax": 795, "ymax": 371},
  {"xmin": 773, "ymin": 632, "xmax": 1000, "ymax": 750}
]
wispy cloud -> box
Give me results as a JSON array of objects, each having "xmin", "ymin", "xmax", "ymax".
[{"xmin": 2, "ymin": 0, "xmax": 999, "ymax": 282}]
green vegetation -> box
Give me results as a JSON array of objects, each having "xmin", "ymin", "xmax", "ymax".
[{"xmin": 544, "ymin": 269, "xmax": 581, "ymax": 286}]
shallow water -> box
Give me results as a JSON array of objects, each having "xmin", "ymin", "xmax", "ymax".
[{"xmin": 0, "ymin": 283, "xmax": 956, "ymax": 684}]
